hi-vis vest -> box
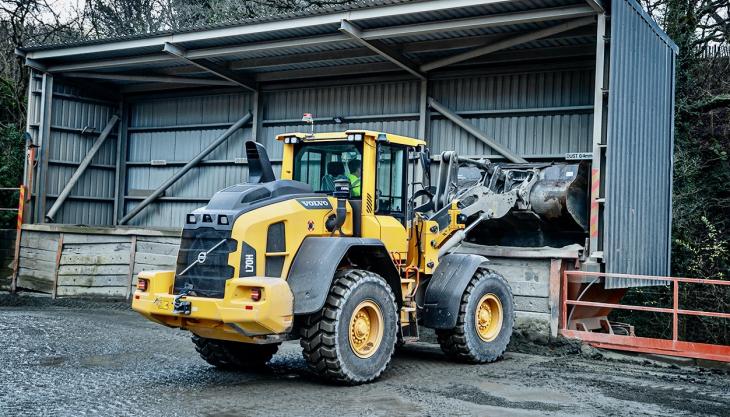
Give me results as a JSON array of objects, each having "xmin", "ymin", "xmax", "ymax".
[{"xmin": 347, "ymin": 174, "xmax": 361, "ymax": 197}]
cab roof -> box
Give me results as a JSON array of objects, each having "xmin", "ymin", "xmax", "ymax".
[{"xmin": 275, "ymin": 130, "xmax": 426, "ymax": 147}]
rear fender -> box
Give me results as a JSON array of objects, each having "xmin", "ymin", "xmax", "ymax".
[
  {"xmin": 422, "ymin": 253, "xmax": 488, "ymax": 329},
  {"xmin": 287, "ymin": 237, "xmax": 402, "ymax": 315}
]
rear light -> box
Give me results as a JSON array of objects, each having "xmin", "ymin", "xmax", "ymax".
[
  {"xmin": 137, "ymin": 279, "xmax": 148, "ymax": 292},
  {"xmin": 250, "ymin": 287, "xmax": 262, "ymax": 302}
]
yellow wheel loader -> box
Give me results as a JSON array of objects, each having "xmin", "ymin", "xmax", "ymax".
[{"xmin": 132, "ymin": 130, "xmax": 588, "ymax": 384}]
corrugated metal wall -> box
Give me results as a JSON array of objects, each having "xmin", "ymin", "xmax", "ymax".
[
  {"xmin": 604, "ymin": 0, "xmax": 676, "ymax": 285},
  {"xmin": 119, "ymin": 68, "xmax": 594, "ymax": 229},
  {"xmin": 32, "ymin": 79, "xmax": 119, "ymax": 225},
  {"xmin": 430, "ymin": 68, "xmax": 595, "ymax": 157},
  {"xmin": 124, "ymin": 92, "xmax": 253, "ymax": 227},
  {"xmin": 261, "ymin": 80, "xmax": 421, "ymax": 156}
]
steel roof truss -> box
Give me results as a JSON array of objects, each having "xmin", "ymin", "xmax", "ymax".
[
  {"xmin": 163, "ymin": 42, "xmax": 257, "ymax": 92},
  {"xmin": 338, "ymin": 20, "xmax": 425, "ymax": 80}
]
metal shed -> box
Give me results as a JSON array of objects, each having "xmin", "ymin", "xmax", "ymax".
[{"xmin": 13, "ymin": 0, "xmax": 676, "ymax": 295}]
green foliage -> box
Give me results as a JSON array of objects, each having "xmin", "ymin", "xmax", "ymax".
[
  {"xmin": 675, "ymin": 217, "xmax": 729, "ymax": 278},
  {"xmin": 0, "ymin": 125, "xmax": 23, "ymax": 230}
]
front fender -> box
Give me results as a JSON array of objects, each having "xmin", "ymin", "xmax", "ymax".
[{"xmin": 422, "ymin": 253, "xmax": 488, "ymax": 329}]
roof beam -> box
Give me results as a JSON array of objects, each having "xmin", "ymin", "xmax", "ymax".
[
  {"xmin": 218, "ymin": 27, "xmax": 595, "ymax": 73},
  {"xmin": 40, "ymin": 5, "xmax": 596, "ymax": 74},
  {"xmin": 255, "ymin": 62, "xmax": 401, "ymax": 82},
  {"xmin": 23, "ymin": 0, "xmax": 516, "ymax": 60},
  {"xmin": 421, "ymin": 16, "xmax": 596, "ymax": 72},
  {"xmin": 163, "ymin": 42, "xmax": 257, "ymax": 92},
  {"xmin": 339, "ymin": 20, "xmax": 425, "ymax": 80},
  {"xmin": 585, "ymin": 0, "xmax": 605, "ymax": 13},
  {"xmin": 61, "ymin": 72, "xmax": 236, "ymax": 86},
  {"xmin": 47, "ymin": 54, "xmax": 176, "ymax": 72},
  {"xmin": 362, "ymin": 5, "xmax": 596, "ymax": 40}
]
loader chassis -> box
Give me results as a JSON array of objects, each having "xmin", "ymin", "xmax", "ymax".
[{"xmin": 133, "ymin": 130, "xmax": 588, "ymax": 384}]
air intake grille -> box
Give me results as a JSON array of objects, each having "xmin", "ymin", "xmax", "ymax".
[{"xmin": 174, "ymin": 227, "xmax": 236, "ymax": 298}]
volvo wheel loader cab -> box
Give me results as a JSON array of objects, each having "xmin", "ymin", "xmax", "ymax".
[{"xmin": 132, "ymin": 129, "xmax": 528, "ymax": 385}]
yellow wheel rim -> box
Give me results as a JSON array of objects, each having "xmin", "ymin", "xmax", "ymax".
[
  {"xmin": 475, "ymin": 293, "xmax": 503, "ymax": 342},
  {"xmin": 348, "ymin": 300, "xmax": 384, "ymax": 358}
]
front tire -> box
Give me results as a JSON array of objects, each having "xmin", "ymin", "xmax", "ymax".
[
  {"xmin": 436, "ymin": 269, "xmax": 514, "ymax": 363},
  {"xmin": 300, "ymin": 269, "xmax": 398, "ymax": 385},
  {"xmin": 192, "ymin": 335, "xmax": 279, "ymax": 370}
]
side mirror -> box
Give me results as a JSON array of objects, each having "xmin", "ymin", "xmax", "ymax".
[
  {"xmin": 326, "ymin": 179, "xmax": 350, "ymax": 235},
  {"xmin": 332, "ymin": 178, "xmax": 350, "ymax": 199}
]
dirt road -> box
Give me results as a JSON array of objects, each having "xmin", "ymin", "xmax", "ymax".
[{"xmin": 0, "ymin": 294, "xmax": 727, "ymax": 417}]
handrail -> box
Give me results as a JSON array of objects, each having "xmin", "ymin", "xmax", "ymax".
[{"xmin": 560, "ymin": 270, "xmax": 730, "ymax": 362}]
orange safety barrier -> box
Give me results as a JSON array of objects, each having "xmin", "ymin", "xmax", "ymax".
[
  {"xmin": 560, "ymin": 270, "xmax": 730, "ymax": 363},
  {"xmin": 2, "ymin": 186, "xmax": 27, "ymax": 293}
]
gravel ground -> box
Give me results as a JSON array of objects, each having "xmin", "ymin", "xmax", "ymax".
[{"xmin": 1, "ymin": 293, "xmax": 728, "ymax": 417}]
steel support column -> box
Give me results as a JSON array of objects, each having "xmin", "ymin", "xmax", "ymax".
[
  {"xmin": 418, "ymin": 78, "xmax": 429, "ymax": 140},
  {"xmin": 112, "ymin": 99, "xmax": 126, "ymax": 224},
  {"xmin": 251, "ymin": 90, "xmax": 263, "ymax": 141},
  {"xmin": 589, "ymin": 13, "xmax": 608, "ymax": 261},
  {"xmin": 119, "ymin": 112, "xmax": 252, "ymax": 225},
  {"xmin": 36, "ymin": 73, "xmax": 53, "ymax": 223}
]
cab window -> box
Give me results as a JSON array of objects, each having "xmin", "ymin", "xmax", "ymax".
[
  {"xmin": 376, "ymin": 144, "xmax": 406, "ymax": 219},
  {"xmin": 292, "ymin": 143, "xmax": 362, "ymax": 195}
]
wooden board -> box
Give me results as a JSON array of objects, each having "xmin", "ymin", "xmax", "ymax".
[
  {"xmin": 16, "ymin": 270, "xmax": 55, "ymax": 293},
  {"xmin": 56, "ymin": 286, "xmax": 128, "ymax": 297},
  {"xmin": 20, "ymin": 233, "xmax": 59, "ymax": 252},
  {"xmin": 135, "ymin": 241, "xmax": 179, "ymax": 256},
  {"xmin": 58, "ymin": 264, "xmax": 131, "ymax": 276},
  {"xmin": 60, "ymin": 253, "xmax": 131, "ymax": 265},
  {"xmin": 134, "ymin": 252, "xmax": 177, "ymax": 267},
  {"xmin": 57, "ymin": 275, "xmax": 129, "ymax": 287},
  {"xmin": 63, "ymin": 234, "xmax": 131, "ymax": 244},
  {"xmin": 62, "ymin": 242, "xmax": 132, "ymax": 254}
]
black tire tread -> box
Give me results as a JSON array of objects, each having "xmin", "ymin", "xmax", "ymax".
[
  {"xmin": 436, "ymin": 269, "xmax": 514, "ymax": 363},
  {"xmin": 192, "ymin": 334, "xmax": 279, "ymax": 369},
  {"xmin": 299, "ymin": 269, "xmax": 397, "ymax": 385}
]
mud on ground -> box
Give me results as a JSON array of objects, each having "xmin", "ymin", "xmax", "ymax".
[{"xmin": 1, "ymin": 293, "xmax": 728, "ymax": 417}]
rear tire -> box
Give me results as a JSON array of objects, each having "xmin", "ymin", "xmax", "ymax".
[
  {"xmin": 300, "ymin": 269, "xmax": 398, "ymax": 385},
  {"xmin": 436, "ymin": 269, "xmax": 514, "ymax": 363},
  {"xmin": 192, "ymin": 335, "xmax": 279, "ymax": 370}
]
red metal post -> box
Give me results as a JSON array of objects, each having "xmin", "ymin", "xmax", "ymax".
[
  {"xmin": 10, "ymin": 186, "xmax": 25, "ymax": 293},
  {"xmin": 672, "ymin": 280, "xmax": 679, "ymax": 345},
  {"xmin": 561, "ymin": 270, "xmax": 569, "ymax": 330}
]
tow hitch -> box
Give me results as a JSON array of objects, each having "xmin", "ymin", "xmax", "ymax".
[{"xmin": 173, "ymin": 285, "xmax": 193, "ymax": 315}]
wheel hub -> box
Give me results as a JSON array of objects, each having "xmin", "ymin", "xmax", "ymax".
[
  {"xmin": 349, "ymin": 300, "xmax": 384, "ymax": 358},
  {"xmin": 475, "ymin": 293, "xmax": 503, "ymax": 342}
]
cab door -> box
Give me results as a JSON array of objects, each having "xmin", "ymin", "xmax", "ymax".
[{"xmin": 373, "ymin": 143, "xmax": 409, "ymax": 259}]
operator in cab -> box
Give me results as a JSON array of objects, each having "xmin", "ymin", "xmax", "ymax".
[{"xmin": 347, "ymin": 158, "xmax": 362, "ymax": 198}]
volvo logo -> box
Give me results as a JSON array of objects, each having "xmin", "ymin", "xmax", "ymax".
[
  {"xmin": 197, "ymin": 251, "xmax": 207, "ymax": 264},
  {"xmin": 297, "ymin": 198, "xmax": 332, "ymax": 210}
]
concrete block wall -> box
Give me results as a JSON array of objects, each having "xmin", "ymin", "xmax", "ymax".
[{"xmin": 14, "ymin": 225, "xmax": 179, "ymax": 297}]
